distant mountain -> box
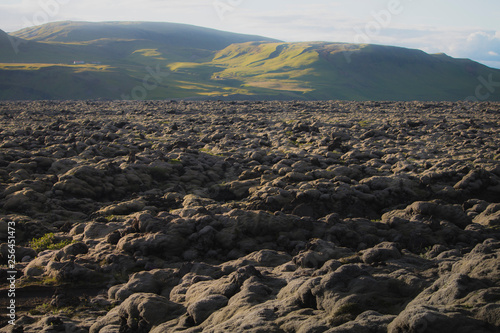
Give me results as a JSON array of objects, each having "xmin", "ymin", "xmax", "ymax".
[
  {"xmin": 0, "ymin": 29, "xmax": 20, "ymax": 60},
  {"xmin": 0, "ymin": 29, "xmax": 9, "ymax": 44},
  {"xmin": 11, "ymin": 21, "xmax": 279, "ymax": 50},
  {"xmin": 1, "ymin": 21, "xmax": 499, "ymax": 101}
]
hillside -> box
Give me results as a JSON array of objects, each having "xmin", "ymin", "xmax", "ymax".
[
  {"xmin": 10, "ymin": 21, "xmax": 279, "ymax": 50},
  {"xmin": 170, "ymin": 42, "xmax": 500, "ymax": 101},
  {"xmin": 1, "ymin": 21, "xmax": 500, "ymax": 101}
]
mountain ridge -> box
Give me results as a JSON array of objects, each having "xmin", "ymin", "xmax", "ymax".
[
  {"xmin": 10, "ymin": 21, "xmax": 280, "ymax": 50},
  {"xmin": 1, "ymin": 21, "xmax": 499, "ymax": 101}
]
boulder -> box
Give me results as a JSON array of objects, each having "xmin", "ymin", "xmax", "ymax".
[
  {"xmin": 473, "ymin": 203, "xmax": 500, "ymax": 227},
  {"xmin": 187, "ymin": 294, "xmax": 229, "ymax": 324},
  {"xmin": 97, "ymin": 198, "xmax": 146, "ymax": 216},
  {"xmin": 406, "ymin": 201, "xmax": 471, "ymax": 229},
  {"xmin": 388, "ymin": 305, "xmax": 496, "ymax": 333},
  {"xmin": 361, "ymin": 242, "xmax": 401, "ymax": 264},
  {"xmin": 90, "ymin": 293, "xmax": 183, "ymax": 332}
]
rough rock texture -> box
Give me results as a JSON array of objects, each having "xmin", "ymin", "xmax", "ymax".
[{"xmin": 0, "ymin": 100, "xmax": 499, "ymax": 332}]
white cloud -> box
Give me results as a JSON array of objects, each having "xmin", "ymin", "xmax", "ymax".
[
  {"xmin": 217, "ymin": 4, "xmax": 368, "ymax": 43},
  {"xmin": 446, "ymin": 30, "xmax": 500, "ymax": 63},
  {"xmin": 374, "ymin": 28, "xmax": 500, "ymax": 68}
]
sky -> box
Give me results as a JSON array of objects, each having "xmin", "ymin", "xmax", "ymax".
[{"xmin": 1, "ymin": 0, "xmax": 499, "ymax": 69}]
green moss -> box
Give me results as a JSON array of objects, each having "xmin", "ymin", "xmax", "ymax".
[
  {"xmin": 28, "ymin": 303, "xmax": 78, "ymax": 316},
  {"xmin": 199, "ymin": 149, "xmax": 224, "ymax": 157},
  {"xmin": 28, "ymin": 296, "xmax": 114, "ymax": 317},
  {"xmin": 358, "ymin": 120, "xmax": 371, "ymax": 127},
  {"xmin": 419, "ymin": 246, "xmax": 433, "ymax": 259},
  {"xmin": 29, "ymin": 233, "xmax": 74, "ymax": 252},
  {"xmin": 42, "ymin": 276, "xmax": 60, "ymax": 285},
  {"xmin": 297, "ymin": 142, "xmax": 312, "ymax": 147},
  {"xmin": 29, "ymin": 303, "xmax": 55, "ymax": 316},
  {"xmin": 104, "ymin": 215, "xmax": 117, "ymax": 222}
]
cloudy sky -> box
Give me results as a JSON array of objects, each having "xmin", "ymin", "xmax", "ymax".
[{"xmin": 1, "ymin": 0, "xmax": 499, "ymax": 68}]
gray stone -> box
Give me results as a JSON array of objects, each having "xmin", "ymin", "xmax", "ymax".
[{"xmin": 187, "ymin": 294, "xmax": 229, "ymax": 324}]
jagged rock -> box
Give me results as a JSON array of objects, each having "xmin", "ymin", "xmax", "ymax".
[
  {"xmin": 1, "ymin": 101, "xmax": 500, "ymax": 333},
  {"xmin": 97, "ymin": 198, "xmax": 146, "ymax": 216},
  {"xmin": 0, "ymin": 244, "xmax": 36, "ymax": 263},
  {"xmin": 187, "ymin": 294, "xmax": 229, "ymax": 324},
  {"xmin": 221, "ymin": 250, "xmax": 292, "ymax": 273},
  {"xmin": 406, "ymin": 201, "xmax": 471, "ymax": 229},
  {"xmin": 388, "ymin": 304, "xmax": 497, "ymax": 333},
  {"xmin": 293, "ymin": 239, "xmax": 354, "ymax": 268},
  {"xmin": 117, "ymin": 232, "xmax": 188, "ymax": 258},
  {"xmin": 3, "ymin": 189, "xmax": 47, "ymax": 211},
  {"xmin": 54, "ymin": 242, "xmax": 88, "ymax": 261},
  {"xmin": 46, "ymin": 260, "xmax": 101, "ymax": 282},
  {"xmin": 326, "ymin": 310, "xmax": 396, "ymax": 333},
  {"xmin": 361, "ymin": 242, "xmax": 401, "ymax": 264},
  {"xmin": 83, "ymin": 222, "xmax": 124, "ymax": 240},
  {"xmin": 473, "ymin": 203, "xmax": 500, "ymax": 227},
  {"xmin": 90, "ymin": 293, "xmax": 183, "ymax": 333},
  {"xmin": 23, "ymin": 250, "xmax": 56, "ymax": 277},
  {"xmin": 110, "ymin": 268, "xmax": 178, "ymax": 301}
]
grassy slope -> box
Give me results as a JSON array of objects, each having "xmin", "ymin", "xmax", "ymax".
[
  {"xmin": 168, "ymin": 42, "xmax": 320, "ymax": 98},
  {"xmin": 314, "ymin": 44, "xmax": 500, "ymax": 101},
  {"xmin": 0, "ymin": 66, "xmax": 137, "ymax": 100},
  {"xmin": 0, "ymin": 34, "xmax": 159, "ymax": 100},
  {"xmin": 169, "ymin": 42, "xmax": 500, "ymax": 101},
  {"xmin": 2, "ymin": 22, "xmax": 500, "ymax": 101},
  {"xmin": 1, "ymin": 22, "xmax": 285, "ymax": 100}
]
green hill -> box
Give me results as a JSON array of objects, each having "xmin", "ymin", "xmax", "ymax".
[
  {"xmin": 1, "ymin": 21, "xmax": 499, "ymax": 101},
  {"xmin": 11, "ymin": 21, "xmax": 279, "ymax": 50},
  {"xmin": 167, "ymin": 42, "xmax": 500, "ymax": 101}
]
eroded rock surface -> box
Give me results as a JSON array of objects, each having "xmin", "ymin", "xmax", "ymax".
[{"xmin": 0, "ymin": 100, "xmax": 499, "ymax": 332}]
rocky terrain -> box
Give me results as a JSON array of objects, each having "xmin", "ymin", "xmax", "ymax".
[{"xmin": 0, "ymin": 100, "xmax": 499, "ymax": 332}]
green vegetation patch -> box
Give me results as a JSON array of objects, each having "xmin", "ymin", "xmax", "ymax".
[
  {"xmin": 2, "ymin": 21, "xmax": 500, "ymax": 101},
  {"xmin": 30, "ymin": 233, "xmax": 74, "ymax": 252}
]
